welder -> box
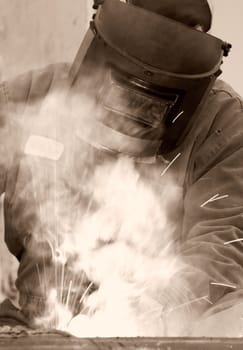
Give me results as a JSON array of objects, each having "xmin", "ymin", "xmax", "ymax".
[{"xmin": 0, "ymin": 0, "xmax": 243, "ymax": 336}]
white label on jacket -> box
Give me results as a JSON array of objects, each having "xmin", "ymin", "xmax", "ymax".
[{"xmin": 24, "ymin": 135, "xmax": 64, "ymax": 161}]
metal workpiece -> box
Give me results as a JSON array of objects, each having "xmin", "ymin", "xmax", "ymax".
[{"xmin": 0, "ymin": 330, "xmax": 243, "ymax": 350}]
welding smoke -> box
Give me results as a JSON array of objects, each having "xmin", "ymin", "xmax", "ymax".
[{"xmin": 0, "ymin": 72, "xmax": 193, "ymax": 336}]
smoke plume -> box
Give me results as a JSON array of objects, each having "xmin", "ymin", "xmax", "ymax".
[{"xmin": 1, "ymin": 85, "xmax": 188, "ymax": 336}]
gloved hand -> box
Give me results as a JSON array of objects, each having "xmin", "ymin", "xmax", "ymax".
[
  {"xmin": 0, "ymin": 249, "xmax": 18, "ymax": 303},
  {"xmin": 16, "ymin": 236, "xmax": 89, "ymax": 330},
  {"xmin": 191, "ymin": 302, "xmax": 243, "ymax": 337}
]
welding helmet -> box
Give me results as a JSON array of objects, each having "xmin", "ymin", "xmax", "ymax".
[{"xmin": 70, "ymin": 0, "xmax": 231, "ymax": 159}]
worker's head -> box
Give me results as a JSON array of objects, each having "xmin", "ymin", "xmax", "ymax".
[
  {"xmin": 71, "ymin": 0, "xmax": 229, "ymax": 159},
  {"xmin": 126, "ymin": 0, "xmax": 212, "ymax": 32}
]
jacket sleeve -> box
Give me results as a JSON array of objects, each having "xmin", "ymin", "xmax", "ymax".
[
  {"xmin": 163, "ymin": 89, "xmax": 243, "ymax": 335},
  {"xmin": 0, "ymin": 64, "xmax": 84, "ymax": 327},
  {"xmin": 0, "ymin": 63, "xmax": 70, "ymax": 194}
]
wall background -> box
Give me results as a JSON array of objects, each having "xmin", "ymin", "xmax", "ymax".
[
  {"xmin": 0, "ymin": 0, "xmax": 242, "ymax": 306},
  {"xmin": 0, "ymin": 0, "xmax": 91, "ymax": 80},
  {"xmin": 211, "ymin": 0, "xmax": 243, "ymax": 96},
  {"xmin": 0, "ymin": 0, "xmax": 242, "ymax": 93}
]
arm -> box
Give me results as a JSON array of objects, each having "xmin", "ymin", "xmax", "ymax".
[
  {"xmin": 164, "ymin": 91, "xmax": 243, "ymax": 336},
  {"xmin": 0, "ymin": 63, "xmax": 83, "ymax": 327}
]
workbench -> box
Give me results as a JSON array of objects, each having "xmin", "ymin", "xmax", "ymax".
[{"xmin": 0, "ymin": 327, "xmax": 243, "ymax": 350}]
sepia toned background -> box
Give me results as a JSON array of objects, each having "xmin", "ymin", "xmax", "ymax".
[
  {"xmin": 0, "ymin": 0, "xmax": 242, "ymax": 95},
  {"xmin": 0, "ymin": 0, "xmax": 242, "ymax": 326},
  {"xmin": 0, "ymin": 0, "xmax": 91, "ymax": 79}
]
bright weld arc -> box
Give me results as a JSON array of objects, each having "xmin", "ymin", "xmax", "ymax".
[
  {"xmin": 161, "ymin": 153, "xmax": 181, "ymax": 177},
  {"xmin": 172, "ymin": 111, "xmax": 184, "ymax": 123},
  {"xmin": 200, "ymin": 194, "xmax": 229, "ymax": 208}
]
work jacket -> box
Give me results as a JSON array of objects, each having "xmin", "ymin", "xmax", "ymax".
[{"xmin": 0, "ymin": 63, "xmax": 243, "ymax": 335}]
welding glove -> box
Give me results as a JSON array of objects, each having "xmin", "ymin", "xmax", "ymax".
[
  {"xmin": 191, "ymin": 303, "xmax": 243, "ymax": 337},
  {"xmin": 191, "ymin": 295, "xmax": 243, "ymax": 337},
  {"xmin": 15, "ymin": 236, "xmax": 89, "ymax": 329},
  {"xmin": 0, "ymin": 299, "xmax": 29, "ymax": 327}
]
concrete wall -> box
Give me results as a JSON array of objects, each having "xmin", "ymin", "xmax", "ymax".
[
  {"xmin": 0, "ymin": 0, "xmax": 242, "ymax": 89},
  {"xmin": 211, "ymin": 0, "xmax": 243, "ymax": 96},
  {"xmin": 0, "ymin": 0, "xmax": 92, "ymax": 80}
]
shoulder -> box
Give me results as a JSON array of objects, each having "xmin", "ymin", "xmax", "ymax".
[
  {"xmin": 212, "ymin": 79, "xmax": 243, "ymax": 105},
  {"xmin": 0, "ymin": 63, "xmax": 71, "ymax": 177},
  {"xmin": 2, "ymin": 62, "xmax": 71, "ymax": 109},
  {"xmin": 188, "ymin": 80, "xmax": 243, "ymax": 182},
  {"xmin": 209, "ymin": 79, "xmax": 243, "ymax": 126},
  {"xmin": 198, "ymin": 79, "xmax": 243, "ymax": 145},
  {"xmin": 207, "ymin": 79, "xmax": 243, "ymax": 144}
]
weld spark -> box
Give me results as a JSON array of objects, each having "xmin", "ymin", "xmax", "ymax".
[
  {"xmin": 172, "ymin": 111, "xmax": 184, "ymax": 124},
  {"xmin": 36, "ymin": 263, "xmax": 43, "ymax": 291},
  {"xmin": 161, "ymin": 153, "xmax": 181, "ymax": 177},
  {"xmin": 166, "ymin": 295, "xmax": 213, "ymax": 314},
  {"xmin": 65, "ymin": 280, "xmax": 73, "ymax": 308},
  {"xmin": 210, "ymin": 282, "xmax": 237, "ymax": 289},
  {"xmin": 224, "ymin": 238, "xmax": 243, "ymax": 245},
  {"xmin": 79, "ymin": 281, "xmax": 94, "ymax": 304},
  {"xmin": 200, "ymin": 194, "xmax": 229, "ymax": 208}
]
